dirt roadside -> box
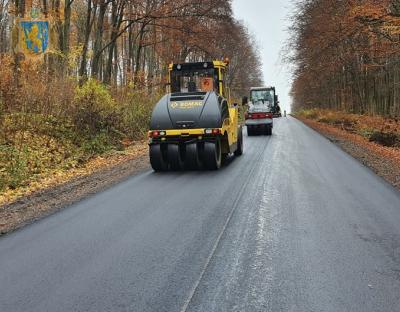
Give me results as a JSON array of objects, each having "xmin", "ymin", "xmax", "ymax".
[
  {"xmin": 297, "ymin": 117, "xmax": 400, "ymax": 191},
  {"xmin": 0, "ymin": 143, "xmax": 149, "ymax": 236}
]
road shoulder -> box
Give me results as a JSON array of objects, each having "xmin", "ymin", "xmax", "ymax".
[
  {"xmin": 296, "ymin": 116, "xmax": 400, "ymax": 192},
  {"xmin": 0, "ymin": 143, "xmax": 149, "ymax": 236}
]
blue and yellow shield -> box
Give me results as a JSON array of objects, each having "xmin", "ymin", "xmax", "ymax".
[{"xmin": 20, "ymin": 21, "xmax": 49, "ymax": 54}]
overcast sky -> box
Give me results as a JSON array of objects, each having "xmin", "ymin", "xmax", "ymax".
[{"xmin": 232, "ymin": 0, "xmax": 294, "ymax": 112}]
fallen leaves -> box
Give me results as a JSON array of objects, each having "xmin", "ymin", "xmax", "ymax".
[{"xmin": 0, "ymin": 141, "xmax": 148, "ymax": 207}]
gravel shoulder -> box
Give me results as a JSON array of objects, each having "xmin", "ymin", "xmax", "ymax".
[
  {"xmin": 0, "ymin": 144, "xmax": 149, "ymax": 236},
  {"xmin": 297, "ymin": 117, "xmax": 400, "ymax": 191}
]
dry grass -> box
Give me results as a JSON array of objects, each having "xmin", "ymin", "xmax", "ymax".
[
  {"xmin": 0, "ymin": 141, "xmax": 148, "ymax": 207},
  {"xmin": 296, "ymin": 109, "xmax": 400, "ymax": 147},
  {"xmin": 0, "ymin": 55, "xmax": 159, "ymax": 195}
]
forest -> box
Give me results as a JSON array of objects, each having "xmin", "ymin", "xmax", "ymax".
[
  {"xmin": 289, "ymin": 0, "xmax": 400, "ymax": 117},
  {"xmin": 0, "ymin": 0, "xmax": 262, "ymax": 91},
  {"xmin": 0, "ymin": 0, "xmax": 263, "ymax": 191}
]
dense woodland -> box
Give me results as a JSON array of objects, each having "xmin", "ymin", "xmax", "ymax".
[
  {"xmin": 0, "ymin": 0, "xmax": 263, "ymax": 191},
  {"xmin": 0, "ymin": 0, "xmax": 262, "ymax": 93},
  {"xmin": 289, "ymin": 0, "xmax": 400, "ymax": 117}
]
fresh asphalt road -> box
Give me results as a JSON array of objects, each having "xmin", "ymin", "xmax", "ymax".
[{"xmin": 1, "ymin": 117, "xmax": 400, "ymax": 312}]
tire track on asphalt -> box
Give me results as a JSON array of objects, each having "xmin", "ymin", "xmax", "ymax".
[{"xmin": 180, "ymin": 133, "xmax": 272, "ymax": 312}]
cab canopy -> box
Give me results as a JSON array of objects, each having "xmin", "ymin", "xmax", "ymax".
[{"xmin": 169, "ymin": 61, "xmax": 229, "ymax": 98}]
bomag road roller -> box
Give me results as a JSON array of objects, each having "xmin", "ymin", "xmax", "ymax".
[{"xmin": 148, "ymin": 60, "xmax": 243, "ymax": 171}]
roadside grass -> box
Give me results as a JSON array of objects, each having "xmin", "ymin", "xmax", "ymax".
[
  {"xmin": 0, "ymin": 58, "xmax": 160, "ymax": 195},
  {"xmin": 0, "ymin": 142, "xmax": 148, "ymax": 206},
  {"xmin": 296, "ymin": 109, "xmax": 400, "ymax": 147}
]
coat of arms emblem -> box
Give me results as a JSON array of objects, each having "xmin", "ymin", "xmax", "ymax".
[{"xmin": 19, "ymin": 21, "xmax": 49, "ymax": 55}]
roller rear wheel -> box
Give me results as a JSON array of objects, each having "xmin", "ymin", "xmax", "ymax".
[
  {"xmin": 185, "ymin": 143, "xmax": 202, "ymax": 170},
  {"xmin": 203, "ymin": 140, "xmax": 222, "ymax": 170},
  {"xmin": 150, "ymin": 144, "xmax": 168, "ymax": 171},
  {"xmin": 168, "ymin": 144, "xmax": 185, "ymax": 171},
  {"xmin": 234, "ymin": 127, "xmax": 243, "ymax": 156}
]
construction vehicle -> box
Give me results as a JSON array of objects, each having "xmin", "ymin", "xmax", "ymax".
[
  {"xmin": 148, "ymin": 60, "xmax": 243, "ymax": 171},
  {"xmin": 243, "ymin": 86, "xmax": 276, "ymax": 135},
  {"xmin": 273, "ymin": 95, "xmax": 282, "ymax": 118}
]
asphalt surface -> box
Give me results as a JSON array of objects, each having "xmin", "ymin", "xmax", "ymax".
[{"xmin": 1, "ymin": 117, "xmax": 400, "ymax": 312}]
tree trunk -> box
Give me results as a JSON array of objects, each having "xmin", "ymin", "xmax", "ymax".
[
  {"xmin": 62, "ymin": 0, "xmax": 73, "ymax": 55},
  {"xmin": 79, "ymin": 0, "xmax": 92, "ymax": 83},
  {"xmin": 92, "ymin": 0, "xmax": 107, "ymax": 79}
]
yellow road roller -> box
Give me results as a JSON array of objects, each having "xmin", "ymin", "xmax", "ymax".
[{"xmin": 148, "ymin": 60, "xmax": 243, "ymax": 171}]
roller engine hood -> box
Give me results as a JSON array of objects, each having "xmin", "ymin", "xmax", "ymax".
[{"xmin": 150, "ymin": 91, "xmax": 225, "ymax": 130}]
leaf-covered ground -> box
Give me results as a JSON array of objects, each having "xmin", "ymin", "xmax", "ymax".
[{"xmin": 297, "ymin": 109, "xmax": 400, "ymax": 147}]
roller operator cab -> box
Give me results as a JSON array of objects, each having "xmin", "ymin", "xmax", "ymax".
[
  {"xmin": 148, "ymin": 60, "xmax": 243, "ymax": 171},
  {"xmin": 243, "ymin": 87, "xmax": 276, "ymax": 136}
]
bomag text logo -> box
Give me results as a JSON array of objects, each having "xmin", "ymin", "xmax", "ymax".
[{"xmin": 170, "ymin": 101, "xmax": 203, "ymax": 109}]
